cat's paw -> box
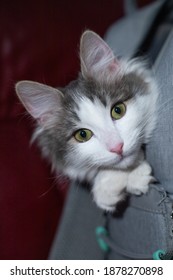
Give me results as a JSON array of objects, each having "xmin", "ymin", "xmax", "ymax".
[
  {"xmin": 126, "ymin": 161, "xmax": 154, "ymax": 195},
  {"xmin": 93, "ymin": 187, "xmax": 125, "ymax": 212},
  {"xmin": 92, "ymin": 170, "xmax": 128, "ymax": 211}
]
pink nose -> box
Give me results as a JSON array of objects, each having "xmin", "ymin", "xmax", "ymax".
[{"xmin": 110, "ymin": 143, "xmax": 123, "ymax": 155}]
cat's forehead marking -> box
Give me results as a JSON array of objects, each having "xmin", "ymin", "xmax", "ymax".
[{"xmin": 75, "ymin": 96, "xmax": 112, "ymax": 130}]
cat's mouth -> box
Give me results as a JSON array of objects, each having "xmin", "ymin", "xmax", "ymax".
[
  {"xmin": 92, "ymin": 147, "xmax": 139, "ymax": 169},
  {"xmin": 115, "ymin": 150, "xmax": 140, "ymax": 169},
  {"xmin": 98, "ymin": 154, "xmax": 123, "ymax": 169},
  {"xmin": 102, "ymin": 151, "xmax": 137, "ymax": 169}
]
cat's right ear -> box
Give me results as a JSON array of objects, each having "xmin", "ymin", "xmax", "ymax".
[
  {"xmin": 15, "ymin": 81, "xmax": 63, "ymax": 126},
  {"xmin": 80, "ymin": 30, "xmax": 120, "ymax": 80}
]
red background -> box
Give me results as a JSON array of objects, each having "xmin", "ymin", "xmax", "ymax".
[{"xmin": 0, "ymin": 0, "xmax": 152, "ymax": 259}]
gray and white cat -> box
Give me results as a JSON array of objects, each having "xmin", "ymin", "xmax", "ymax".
[{"xmin": 15, "ymin": 30, "xmax": 158, "ymax": 211}]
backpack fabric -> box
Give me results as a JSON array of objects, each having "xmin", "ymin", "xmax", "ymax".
[{"xmin": 49, "ymin": 0, "xmax": 173, "ymax": 260}]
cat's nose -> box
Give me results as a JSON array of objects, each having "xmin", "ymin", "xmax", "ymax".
[{"xmin": 110, "ymin": 143, "xmax": 123, "ymax": 155}]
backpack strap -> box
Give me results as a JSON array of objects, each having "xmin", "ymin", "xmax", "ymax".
[
  {"xmin": 134, "ymin": 0, "xmax": 173, "ymax": 62},
  {"xmin": 105, "ymin": 0, "xmax": 166, "ymax": 59}
]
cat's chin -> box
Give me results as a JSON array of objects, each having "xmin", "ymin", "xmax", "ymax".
[
  {"xmin": 98, "ymin": 155, "xmax": 135, "ymax": 171},
  {"xmin": 113, "ymin": 152, "xmax": 140, "ymax": 170},
  {"xmin": 116, "ymin": 156, "xmax": 135, "ymax": 169},
  {"xmin": 96, "ymin": 151, "xmax": 138, "ymax": 170}
]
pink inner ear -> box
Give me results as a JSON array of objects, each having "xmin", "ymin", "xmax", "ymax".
[
  {"xmin": 38, "ymin": 114, "xmax": 50, "ymax": 126},
  {"xmin": 25, "ymin": 103, "xmax": 37, "ymax": 118},
  {"xmin": 90, "ymin": 38, "xmax": 120, "ymax": 75},
  {"xmin": 91, "ymin": 48, "xmax": 105, "ymax": 67},
  {"xmin": 108, "ymin": 59, "xmax": 120, "ymax": 72}
]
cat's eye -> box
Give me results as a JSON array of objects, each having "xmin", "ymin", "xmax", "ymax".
[
  {"xmin": 74, "ymin": 129, "xmax": 93, "ymax": 143},
  {"xmin": 111, "ymin": 103, "xmax": 126, "ymax": 120}
]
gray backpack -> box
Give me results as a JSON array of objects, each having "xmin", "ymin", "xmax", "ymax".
[{"xmin": 49, "ymin": 0, "xmax": 173, "ymax": 260}]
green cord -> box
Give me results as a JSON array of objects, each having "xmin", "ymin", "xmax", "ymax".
[
  {"xmin": 153, "ymin": 250, "xmax": 165, "ymax": 260},
  {"xmin": 95, "ymin": 226, "xmax": 110, "ymax": 252}
]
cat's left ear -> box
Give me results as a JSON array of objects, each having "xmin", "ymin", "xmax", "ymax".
[
  {"xmin": 80, "ymin": 30, "xmax": 120, "ymax": 80},
  {"xmin": 15, "ymin": 81, "xmax": 64, "ymax": 126}
]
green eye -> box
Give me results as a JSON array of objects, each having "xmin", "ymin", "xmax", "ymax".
[
  {"xmin": 111, "ymin": 103, "xmax": 126, "ymax": 120},
  {"xmin": 74, "ymin": 129, "xmax": 93, "ymax": 143}
]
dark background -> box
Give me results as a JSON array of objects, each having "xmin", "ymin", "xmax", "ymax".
[{"xmin": 0, "ymin": 0, "xmax": 153, "ymax": 259}]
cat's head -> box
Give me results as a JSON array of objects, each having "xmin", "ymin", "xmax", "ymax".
[{"xmin": 15, "ymin": 30, "xmax": 158, "ymax": 181}]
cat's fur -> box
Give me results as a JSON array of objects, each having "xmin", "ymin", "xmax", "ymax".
[{"xmin": 15, "ymin": 31, "xmax": 158, "ymax": 211}]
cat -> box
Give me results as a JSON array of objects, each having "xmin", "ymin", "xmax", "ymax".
[{"xmin": 15, "ymin": 30, "xmax": 158, "ymax": 211}]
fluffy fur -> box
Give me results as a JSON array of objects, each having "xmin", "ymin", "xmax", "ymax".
[{"xmin": 15, "ymin": 30, "xmax": 158, "ymax": 211}]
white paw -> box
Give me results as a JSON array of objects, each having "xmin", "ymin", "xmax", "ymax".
[
  {"xmin": 92, "ymin": 170, "xmax": 128, "ymax": 211},
  {"xmin": 126, "ymin": 161, "xmax": 154, "ymax": 195}
]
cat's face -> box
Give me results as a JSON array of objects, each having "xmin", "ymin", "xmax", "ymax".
[
  {"xmin": 15, "ymin": 31, "xmax": 158, "ymax": 181},
  {"xmin": 60, "ymin": 76, "xmax": 157, "ymax": 178},
  {"xmin": 71, "ymin": 92, "xmax": 140, "ymax": 170}
]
